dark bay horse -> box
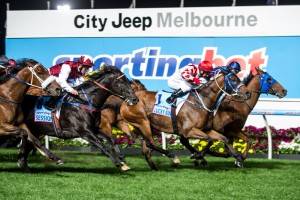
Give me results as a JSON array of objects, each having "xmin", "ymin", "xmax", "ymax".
[
  {"xmin": 20, "ymin": 65, "xmax": 139, "ymax": 171},
  {"xmin": 0, "ymin": 58, "xmax": 62, "ymax": 170},
  {"xmin": 120, "ymin": 71, "xmax": 244, "ymax": 170},
  {"xmin": 202, "ymin": 68, "xmax": 287, "ymax": 166}
]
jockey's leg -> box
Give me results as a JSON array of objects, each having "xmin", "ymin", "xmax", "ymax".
[{"xmin": 166, "ymin": 89, "xmax": 185, "ymax": 105}]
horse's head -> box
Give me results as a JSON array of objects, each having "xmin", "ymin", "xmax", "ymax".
[
  {"xmin": 256, "ymin": 68, "xmax": 287, "ymax": 98},
  {"xmin": 18, "ymin": 59, "xmax": 62, "ymax": 96},
  {"xmin": 87, "ymin": 66, "xmax": 139, "ymax": 106}
]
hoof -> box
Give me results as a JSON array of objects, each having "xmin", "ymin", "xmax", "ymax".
[
  {"xmin": 120, "ymin": 162, "xmax": 131, "ymax": 171},
  {"xmin": 235, "ymin": 160, "xmax": 243, "ymax": 168},
  {"xmin": 193, "ymin": 160, "xmax": 200, "ymax": 167},
  {"xmin": 17, "ymin": 161, "xmax": 31, "ymax": 173},
  {"xmin": 200, "ymin": 159, "xmax": 208, "ymax": 167},
  {"xmin": 57, "ymin": 159, "xmax": 65, "ymax": 165},
  {"xmin": 172, "ymin": 156, "xmax": 180, "ymax": 165}
]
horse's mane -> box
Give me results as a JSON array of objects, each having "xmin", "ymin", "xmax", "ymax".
[
  {"xmin": 74, "ymin": 65, "xmax": 123, "ymax": 90},
  {"xmin": 0, "ymin": 58, "xmax": 35, "ymax": 84},
  {"xmin": 16, "ymin": 58, "xmax": 38, "ymax": 67},
  {"xmin": 242, "ymin": 72, "xmax": 254, "ymax": 86}
]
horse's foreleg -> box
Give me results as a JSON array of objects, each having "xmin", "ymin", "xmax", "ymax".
[
  {"xmin": 96, "ymin": 129, "xmax": 129, "ymax": 170},
  {"xmin": 185, "ymin": 128, "xmax": 212, "ymax": 166},
  {"xmin": 82, "ymin": 134, "xmax": 124, "ymax": 170},
  {"xmin": 137, "ymin": 124, "xmax": 180, "ymax": 170},
  {"xmin": 207, "ymin": 130, "xmax": 244, "ymax": 167},
  {"xmin": 234, "ymin": 131, "xmax": 252, "ymax": 161}
]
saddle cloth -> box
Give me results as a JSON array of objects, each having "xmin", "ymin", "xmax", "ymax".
[
  {"xmin": 152, "ymin": 91, "xmax": 188, "ymax": 117},
  {"xmin": 34, "ymin": 97, "xmax": 61, "ymax": 123}
]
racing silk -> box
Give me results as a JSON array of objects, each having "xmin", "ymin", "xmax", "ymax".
[
  {"xmin": 49, "ymin": 61, "xmax": 82, "ymax": 79},
  {"xmin": 49, "ymin": 61, "xmax": 83, "ymax": 93},
  {"xmin": 179, "ymin": 64, "xmax": 200, "ymax": 82}
]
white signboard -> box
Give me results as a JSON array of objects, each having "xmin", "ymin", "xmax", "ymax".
[{"xmin": 6, "ymin": 6, "xmax": 300, "ymax": 38}]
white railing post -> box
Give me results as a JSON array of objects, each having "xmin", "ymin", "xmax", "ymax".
[
  {"xmin": 45, "ymin": 136, "xmax": 49, "ymax": 149},
  {"xmin": 161, "ymin": 132, "xmax": 166, "ymax": 150},
  {"xmin": 262, "ymin": 115, "xmax": 272, "ymax": 159}
]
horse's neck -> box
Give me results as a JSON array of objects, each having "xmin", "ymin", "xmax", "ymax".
[
  {"xmin": 245, "ymin": 75, "xmax": 261, "ymax": 110},
  {"xmin": 74, "ymin": 87, "xmax": 110, "ymax": 109},
  {"xmin": 194, "ymin": 76, "xmax": 225, "ymax": 109},
  {"xmin": 0, "ymin": 69, "xmax": 31, "ymax": 101}
]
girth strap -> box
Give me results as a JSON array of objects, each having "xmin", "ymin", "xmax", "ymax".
[{"xmin": 170, "ymin": 102, "xmax": 179, "ymax": 135}]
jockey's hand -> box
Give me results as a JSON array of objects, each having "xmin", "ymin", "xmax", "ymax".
[
  {"xmin": 193, "ymin": 77, "xmax": 200, "ymax": 85},
  {"xmin": 71, "ymin": 89, "xmax": 78, "ymax": 95}
]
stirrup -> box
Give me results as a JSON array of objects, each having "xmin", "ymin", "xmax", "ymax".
[{"xmin": 166, "ymin": 97, "xmax": 173, "ymax": 104}]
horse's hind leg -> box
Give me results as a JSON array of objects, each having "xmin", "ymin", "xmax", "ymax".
[
  {"xmin": 17, "ymin": 137, "xmax": 34, "ymax": 172},
  {"xmin": 141, "ymin": 140, "xmax": 157, "ymax": 170},
  {"xmin": 20, "ymin": 124, "xmax": 64, "ymax": 166}
]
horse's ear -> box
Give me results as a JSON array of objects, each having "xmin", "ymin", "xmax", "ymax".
[{"xmin": 251, "ymin": 67, "xmax": 260, "ymax": 76}]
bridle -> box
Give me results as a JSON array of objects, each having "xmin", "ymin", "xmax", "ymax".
[
  {"xmin": 9, "ymin": 63, "xmax": 45, "ymax": 89},
  {"xmin": 92, "ymin": 73, "xmax": 131, "ymax": 102},
  {"xmin": 189, "ymin": 71, "xmax": 245, "ymax": 112},
  {"xmin": 0, "ymin": 63, "xmax": 46, "ymax": 105}
]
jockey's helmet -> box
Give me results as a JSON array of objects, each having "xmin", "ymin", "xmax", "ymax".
[
  {"xmin": 228, "ymin": 61, "xmax": 241, "ymax": 73},
  {"xmin": 78, "ymin": 56, "xmax": 94, "ymax": 68},
  {"xmin": 8, "ymin": 59, "xmax": 16, "ymax": 67},
  {"xmin": 198, "ymin": 60, "xmax": 213, "ymax": 72}
]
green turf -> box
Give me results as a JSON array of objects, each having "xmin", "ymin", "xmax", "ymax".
[{"xmin": 0, "ymin": 149, "xmax": 299, "ymax": 200}]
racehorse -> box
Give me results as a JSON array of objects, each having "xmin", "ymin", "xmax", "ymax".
[
  {"xmin": 200, "ymin": 68, "xmax": 287, "ymax": 166},
  {"xmin": 0, "ymin": 58, "xmax": 62, "ymax": 171},
  {"xmin": 120, "ymin": 70, "xmax": 244, "ymax": 170},
  {"xmin": 20, "ymin": 65, "xmax": 139, "ymax": 171}
]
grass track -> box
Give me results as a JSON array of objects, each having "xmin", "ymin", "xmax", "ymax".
[{"xmin": 0, "ymin": 149, "xmax": 300, "ymax": 200}]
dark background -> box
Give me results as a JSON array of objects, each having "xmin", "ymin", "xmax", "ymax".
[{"xmin": 1, "ymin": 0, "xmax": 300, "ymax": 56}]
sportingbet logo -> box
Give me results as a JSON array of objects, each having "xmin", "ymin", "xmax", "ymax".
[{"xmin": 53, "ymin": 47, "xmax": 268, "ymax": 80}]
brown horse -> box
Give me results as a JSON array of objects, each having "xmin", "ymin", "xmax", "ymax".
[
  {"xmin": 201, "ymin": 68, "xmax": 287, "ymax": 166},
  {"xmin": 120, "ymin": 71, "xmax": 244, "ymax": 170},
  {"xmin": 0, "ymin": 58, "xmax": 62, "ymax": 171}
]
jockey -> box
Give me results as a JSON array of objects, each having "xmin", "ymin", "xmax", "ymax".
[
  {"xmin": 227, "ymin": 61, "xmax": 241, "ymax": 74},
  {"xmin": 166, "ymin": 60, "xmax": 214, "ymax": 105},
  {"xmin": 0, "ymin": 55, "xmax": 17, "ymax": 75},
  {"xmin": 42, "ymin": 56, "xmax": 94, "ymax": 95}
]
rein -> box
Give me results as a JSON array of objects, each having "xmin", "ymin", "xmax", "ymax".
[
  {"xmin": 59, "ymin": 89, "xmax": 100, "ymax": 112},
  {"xmin": 0, "ymin": 96, "xmax": 20, "ymax": 105},
  {"xmin": 92, "ymin": 73, "xmax": 126, "ymax": 100}
]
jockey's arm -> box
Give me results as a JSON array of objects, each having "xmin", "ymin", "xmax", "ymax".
[
  {"xmin": 56, "ymin": 64, "xmax": 73, "ymax": 93},
  {"xmin": 180, "ymin": 65, "xmax": 197, "ymax": 82}
]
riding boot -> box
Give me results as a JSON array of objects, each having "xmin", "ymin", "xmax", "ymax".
[
  {"xmin": 43, "ymin": 96, "xmax": 57, "ymax": 111},
  {"xmin": 166, "ymin": 89, "xmax": 185, "ymax": 105}
]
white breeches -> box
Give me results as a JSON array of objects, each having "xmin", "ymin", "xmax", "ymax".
[{"xmin": 167, "ymin": 77, "xmax": 193, "ymax": 92}]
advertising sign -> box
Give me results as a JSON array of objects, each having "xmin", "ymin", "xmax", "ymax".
[{"xmin": 6, "ymin": 6, "xmax": 300, "ymax": 99}]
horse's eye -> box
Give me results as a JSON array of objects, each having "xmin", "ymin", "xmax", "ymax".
[
  {"xmin": 37, "ymin": 71, "xmax": 43, "ymax": 75},
  {"xmin": 267, "ymin": 77, "xmax": 272, "ymax": 83}
]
